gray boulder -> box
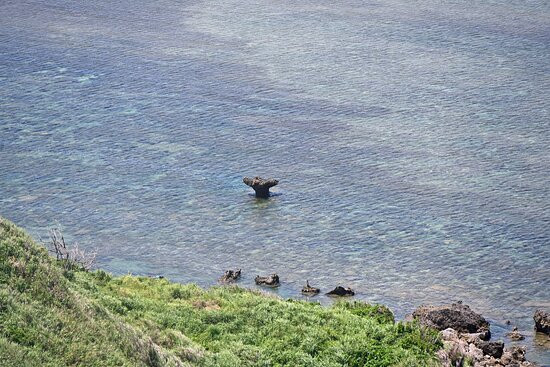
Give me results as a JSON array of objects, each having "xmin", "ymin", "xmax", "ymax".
[
  {"xmin": 412, "ymin": 302, "xmax": 490, "ymax": 339},
  {"xmin": 255, "ymin": 274, "xmax": 280, "ymax": 287}
]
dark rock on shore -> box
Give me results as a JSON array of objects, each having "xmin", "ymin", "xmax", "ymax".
[
  {"xmin": 301, "ymin": 280, "xmax": 320, "ymax": 295},
  {"xmin": 474, "ymin": 345, "xmax": 536, "ymax": 367},
  {"xmin": 243, "ymin": 176, "xmax": 279, "ymax": 198},
  {"xmin": 412, "ymin": 302, "xmax": 490, "ymax": 339},
  {"xmin": 475, "ymin": 340, "xmax": 504, "ymax": 359},
  {"xmin": 499, "ymin": 345, "xmax": 532, "ymax": 366},
  {"xmin": 255, "ymin": 274, "xmax": 280, "ymax": 287},
  {"xmin": 219, "ymin": 269, "xmax": 241, "ymax": 283},
  {"xmin": 534, "ymin": 309, "xmax": 550, "ymax": 335},
  {"xmin": 438, "ymin": 328, "xmax": 483, "ymax": 366},
  {"xmin": 326, "ymin": 286, "xmax": 354, "ymax": 297},
  {"xmin": 507, "ymin": 326, "xmax": 525, "ymax": 341}
]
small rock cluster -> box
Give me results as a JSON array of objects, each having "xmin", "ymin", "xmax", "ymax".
[
  {"xmin": 506, "ymin": 327, "xmax": 525, "ymax": 341},
  {"xmin": 438, "ymin": 328, "xmax": 534, "ymax": 367},
  {"xmin": 412, "ymin": 302, "xmax": 538, "ymax": 367},
  {"xmin": 220, "ymin": 270, "xmax": 355, "ymax": 297},
  {"xmin": 219, "ymin": 269, "xmax": 241, "ymax": 283}
]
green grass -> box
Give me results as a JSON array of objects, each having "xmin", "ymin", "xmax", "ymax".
[{"xmin": 0, "ymin": 216, "xmax": 442, "ymax": 366}]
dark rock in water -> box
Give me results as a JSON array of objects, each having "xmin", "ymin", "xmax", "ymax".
[
  {"xmin": 534, "ymin": 309, "xmax": 550, "ymax": 335},
  {"xmin": 412, "ymin": 303, "xmax": 490, "ymax": 339},
  {"xmin": 243, "ymin": 176, "xmax": 279, "ymax": 198},
  {"xmin": 506, "ymin": 326, "xmax": 525, "ymax": 341},
  {"xmin": 219, "ymin": 269, "xmax": 241, "ymax": 283},
  {"xmin": 255, "ymin": 274, "xmax": 280, "ymax": 287},
  {"xmin": 301, "ymin": 280, "xmax": 320, "ymax": 295},
  {"xmin": 474, "ymin": 340, "xmax": 504, "ymax": 359},
  {"xmin": 326, "ymin": 286, "xmax": 355, "ymax": 297}
]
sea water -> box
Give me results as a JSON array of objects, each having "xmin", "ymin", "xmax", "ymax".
[{"xmin": 1, "ymin": 0, "xmax": 549, "ymax": 363}]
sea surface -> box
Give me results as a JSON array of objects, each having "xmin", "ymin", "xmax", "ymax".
[{"xmin": 1, "ymin": 0, "xmax": 549, "ymax": 363}]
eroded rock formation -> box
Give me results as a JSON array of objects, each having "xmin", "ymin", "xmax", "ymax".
[{"xmin": 243, "ymin": 176, "xmax": 279, "ymax": 198}]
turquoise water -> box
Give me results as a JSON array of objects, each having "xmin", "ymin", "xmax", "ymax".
[{"xmin": 1, "ymin": 0, "xmax": 549, "ymax": 362}]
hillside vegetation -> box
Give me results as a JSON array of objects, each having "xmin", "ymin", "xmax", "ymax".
[{"xmin": 0, "ymin": 217, "xmax": 441, "ymax": 366}]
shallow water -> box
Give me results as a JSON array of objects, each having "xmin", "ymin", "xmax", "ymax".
[{"xmin": 1, "ymin": 0, "xmax": 549, "ymax": 363}]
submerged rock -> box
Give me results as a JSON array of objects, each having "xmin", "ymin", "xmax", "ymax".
[
  {"xmin": 326, "ymin": 286, "xmax": 355, "ymax": 297},
  {"xmin": 301, "ymin": 280, "xmax": 320, "ymax": 295},
  {"xmin": 243, "ymin": 176, "xmax": 279, "ymax": 198},
  {"xmin": 534, "ymin": 309, "xmax": 550, "ymax": 335},
  {"xmin": 507, "ymin": 326, "xmax": 525, "ymax": 341},
  {"xmin": 255, "ymin": 274, "xmax": 280, "ymax": 287},
  {"xmin": 412, "ymin": 302, "xmax": 490, "ymax": 339},
  {"xmin": 219, "ymin": 269, "xmax": 241, "ymax": 283}
]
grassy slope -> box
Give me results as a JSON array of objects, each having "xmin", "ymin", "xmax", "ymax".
[{"xmin": 0, "ymin": 217, "xmax": 441, "ymax": 366}]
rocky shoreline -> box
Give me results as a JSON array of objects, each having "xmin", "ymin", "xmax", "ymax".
[
  {"xmin": 1, "ymin": 215, "xmax": 548, "ymax": 367},
  {"xmin": 217, "ymin": 268, "xmax": 549, "ymax": 367},
  {"xmin": 238, "ymin": 177, "xmax": 549, "ymax": 365},
  {"xmin": 410, "ymin": 302, "xmax": 546, "ymax": 367}
]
